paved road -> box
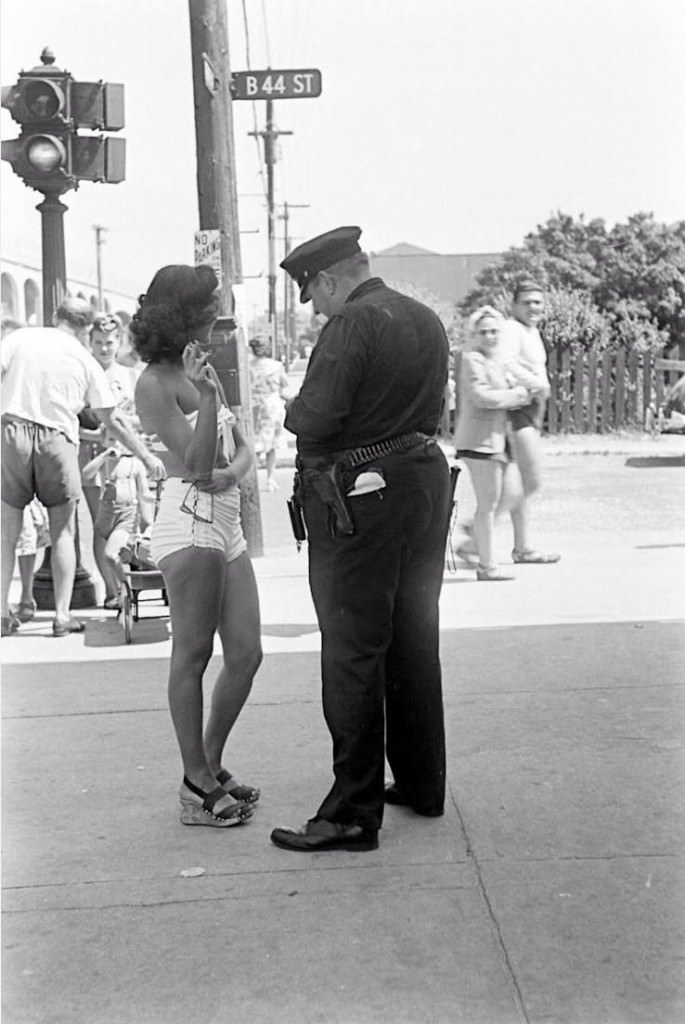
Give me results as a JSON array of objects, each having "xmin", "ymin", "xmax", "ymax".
[
  {"xmin": 2, "ymin": 443, "xmax": 684, "ymax": 1024},
  {"xmin": 260, "ymin": 450, "xmax": 685, "ymax": 547}
]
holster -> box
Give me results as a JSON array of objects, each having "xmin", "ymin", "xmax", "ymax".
[
  {"xmin": 302, "ymin": 462, "xmax": 355, "ymax": 538},
  {"xmin": 286, "ymin": 470, "xmax": 307, "ymax": 549}
]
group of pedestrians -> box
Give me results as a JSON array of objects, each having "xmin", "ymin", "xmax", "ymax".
[
  {"xmin": 1, "ymin": 225, "xmax": 559, "ymax": 855},
  {"xmin": 452, "ymin": 282, "xmax": 560, "ymax": 580},
  {"xmin": 1, "ymin": 298, "xmax": 164, "ymax": 637}
]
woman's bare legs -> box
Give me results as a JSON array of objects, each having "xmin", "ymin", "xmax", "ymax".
[
  {"xmin": 205, "ymin": 552, "xmax": 262, "ymax": 775},
  {"xmin": 158, "ymin": 545, "xmax": 225, "ymax": 794},
  {"xmin": 463, "ymin": 458, "xmax": 504, "ymax": 570}
]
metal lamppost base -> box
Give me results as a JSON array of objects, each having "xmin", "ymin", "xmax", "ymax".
[{"xmin": 32, "ymin": 548, "xmax": 97, "ymax": 611}]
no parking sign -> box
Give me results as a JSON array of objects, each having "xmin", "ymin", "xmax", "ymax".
[{"xmin": 194, "ymin": 229, "xmax": 222, "ymax": 285}]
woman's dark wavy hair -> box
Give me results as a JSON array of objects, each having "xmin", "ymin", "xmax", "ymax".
[{"xmin": 129, "ymin": 264, "xmax": 220, "ymax": 364}]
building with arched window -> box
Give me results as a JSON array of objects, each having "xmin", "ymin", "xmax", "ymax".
[
  {"xmin": 1, "ymin": 271, "xmax": 19, "ymax": 320},
  {"xmin": 0, "ymin": 256, "xmax": 136, "ymax": 325}
]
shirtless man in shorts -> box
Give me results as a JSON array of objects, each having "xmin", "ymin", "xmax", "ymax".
[{"xmin": 497, "ymin": 280, "xmax": 560, "ymax": 565}]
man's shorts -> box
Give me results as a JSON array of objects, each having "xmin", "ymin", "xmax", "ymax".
[
  {"xmin": 509, "ymin": 398, "xmax": 546, "ymax": 432},
  {"xmin": 1, "ymin": 416, "xmax": 82, "ymax": 509}
]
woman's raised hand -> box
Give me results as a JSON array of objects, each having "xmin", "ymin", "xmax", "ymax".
[{"xmin": 183, "ymin": 341, "xmax": 217, "ymax": 394}]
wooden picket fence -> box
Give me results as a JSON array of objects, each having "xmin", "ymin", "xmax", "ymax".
[{"xmin": 544, "ymin": 350, "xmax": 684, "ymax": 434}]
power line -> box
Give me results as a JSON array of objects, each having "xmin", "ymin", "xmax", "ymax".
[
  {"xmin": 241, "ymin": 0, "xmax": 253, "ymax": 63},
  {"xmin": 240, "ymin": 0, "xmax": 267, "ymax": 197},
  {"xmin": 260, "ymin": 0, "xmax": 272, "ymax": 66}
]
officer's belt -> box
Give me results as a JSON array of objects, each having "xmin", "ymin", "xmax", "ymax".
[{"xmin": 334, "ymin": 430, "xmax": 427, "ymax": 470}]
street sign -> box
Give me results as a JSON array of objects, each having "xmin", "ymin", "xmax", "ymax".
[
  {"xmin": 194, "ymin": 229, "xmax": 222, "ymax": 285},
  {"xmin": 230, "ymin": 69, "xmax": 322, "ymax": 101}
]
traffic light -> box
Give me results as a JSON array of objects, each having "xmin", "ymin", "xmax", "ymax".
[
  {"xmin": 1, "ymin": 64, "xmax": 72, "ymax": 190},
  {"xmin": 70, "ymin": 79, "xmax": 126, "ymax": 184},
  {"xmin": 1, "ymin": 48, "xmax": 125, "ymax": 194}
]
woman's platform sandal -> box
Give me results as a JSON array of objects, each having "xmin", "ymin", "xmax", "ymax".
[
  {"xmin": 216, "ymin": 768, "xmax": 260, "ymax": 805},
  {"xmin": 179, "ymin": 776, "xmax": 253, "ymax": 828}
]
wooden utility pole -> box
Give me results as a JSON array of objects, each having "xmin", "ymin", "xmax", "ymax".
[
  {"xmin": 188, "ymin": 0, "xmax": 263, "ymax": 557},
  {"xmin": 249, "ymin": 95, "xmax": 292, "ymax": 358},
  {"xmin": 279, "ymin": 200, "xmax": 309, "ymax": 369}
]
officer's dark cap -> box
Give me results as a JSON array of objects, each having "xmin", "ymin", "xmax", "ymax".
[{"xmin": 280, "ymin": 226, "xmax": 362, "ymax": 302}]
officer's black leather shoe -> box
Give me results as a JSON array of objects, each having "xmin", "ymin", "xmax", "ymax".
[
  {"xmin": 384, "ymin": 783, "xmax": 443, "ymax": 817},
  {"xmin": 270, "ymin": 817, "xmax": 378, "ymax": 852}
]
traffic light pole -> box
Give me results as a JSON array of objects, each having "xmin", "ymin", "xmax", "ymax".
[
  {"xmin": 188, "ymin": 0, "xmax": 263, "ymax": 558},
  {"xmin": 2, "ymin": 48, "xmax": 126, "ymax": 610},
  {"xmin": 32, "ymin": 187, "xmax": 97, "ymax": 609},
  {"xmin": 36, "ymin": 192, "xmax": 67, "ymax": 325}
]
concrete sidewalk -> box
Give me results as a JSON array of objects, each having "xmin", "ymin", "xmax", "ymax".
[
  {"xmin": 2, "ymin": 622, "xmax": 684, "ymax": 1024},
  {"xmin": 2, "ymin": 450, "xmax": 685, "ymax": 1024}
]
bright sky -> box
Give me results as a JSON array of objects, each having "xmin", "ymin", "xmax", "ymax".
[{"xmin": 2, "ymin": 0, "xmax": 684, "ymax": 318}]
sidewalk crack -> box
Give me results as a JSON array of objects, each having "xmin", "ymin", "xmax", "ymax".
[{"xmin": 450, "ymin": 786, "xmax": 531, "ymax": 1024}]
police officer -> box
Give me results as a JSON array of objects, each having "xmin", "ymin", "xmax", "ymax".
[{"xmin": 270, "ymin": 226, "xmax": 452, "ymax": 853}]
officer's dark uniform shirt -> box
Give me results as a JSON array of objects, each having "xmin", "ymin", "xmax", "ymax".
[{"xmin": 285, "ymin": 278, "xmax": 449, "ymax": 457}]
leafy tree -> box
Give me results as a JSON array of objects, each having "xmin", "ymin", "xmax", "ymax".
[
  {"xmin": 542, "ymin": 288, "xmax": 610, "ymax": 354},
  {"xmin": 605, "ymin": 298, "xmax": 669, "ymax": 355},
  {"xmin": 596, "ymin": 214, "xmax": 685, "ymax": 353},
  {"xmin": 460, "ymin": 212, "xmax": 685, "ymax": 355}
]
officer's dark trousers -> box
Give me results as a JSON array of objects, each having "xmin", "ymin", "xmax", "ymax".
[{"xmin": 303, "ymin": 441, "xmax": 451, "ymax": 832}]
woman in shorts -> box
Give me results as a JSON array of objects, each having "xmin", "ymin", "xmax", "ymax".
[
  {"xmin": 454, "ymin": 307, "xmax": 530, "ymax": 581},
  {"xmin": 132, "ymin": 265, "xmax": 262, "ymax": 828}
]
